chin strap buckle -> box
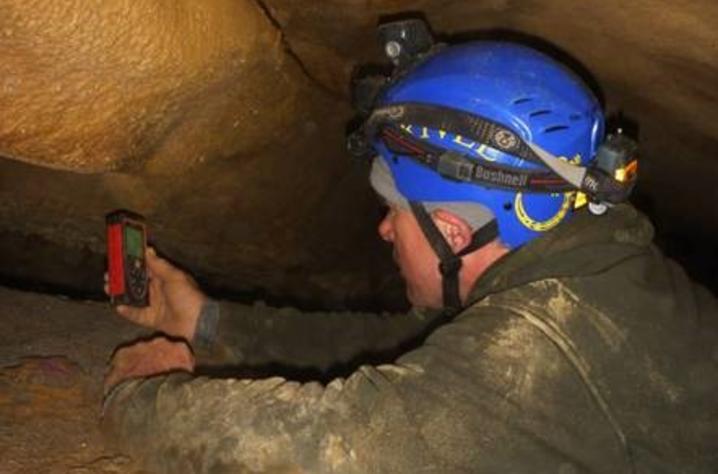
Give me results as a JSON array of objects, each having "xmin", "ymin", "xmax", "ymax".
[{"xmin": 438, "ymin": 256, "xmax": 462, "ymax": 277}]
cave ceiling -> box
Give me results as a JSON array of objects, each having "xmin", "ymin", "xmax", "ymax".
[{"xmin": 1, "ymin": 0, "xmax": 717, "ymax": 309}]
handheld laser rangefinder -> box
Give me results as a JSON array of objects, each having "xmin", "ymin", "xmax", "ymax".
[{"xmin": 106, "ymin": 210, "xmax": 149, "ymax": 307}]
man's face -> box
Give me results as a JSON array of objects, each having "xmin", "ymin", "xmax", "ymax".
[{"xmin": 378, "ymin": 205, "xmax": 442, "ymax": 308}]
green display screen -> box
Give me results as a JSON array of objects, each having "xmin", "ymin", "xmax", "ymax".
[{"xmin": 124, "ymin": 225, "xmax": 144, "ymax": 258}]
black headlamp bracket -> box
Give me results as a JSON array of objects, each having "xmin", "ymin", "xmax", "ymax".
[
  {"xmin": 350, "ymin": 18, "xmax": 439, "ymax": 119},
  {"xmin": 378, "ymin": 19, "xmax": 435, "ymax": 70},
  {"xmin": 346, "ymin": 126, "xmax": 375, "ymax": 161}
]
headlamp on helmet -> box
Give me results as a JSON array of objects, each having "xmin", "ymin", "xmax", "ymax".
[{"xmin": 347, "ymin": 18, "xmax": 639, "ymax": 310}]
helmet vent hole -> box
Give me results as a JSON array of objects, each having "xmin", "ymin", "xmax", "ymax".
[
  {"xmin": 544, "ymin": 125, "xmax": 569, "ymax": 134},
  {"xmin": 513, "ymin": 97, "xmax": 533, "ymax": 105},
  {"xmin": 529, "ymin": 109, "xmax": 552, "ymax": 118},
  {"xmin": 569, "ymin": 113, "xmax": 582, "ymax": 121},
  {"xmin": 503, "ymin": 202, "xmax": 512, "ymax": 211}
]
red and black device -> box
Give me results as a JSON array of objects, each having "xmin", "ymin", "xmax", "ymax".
[{"xmin": 106, "ymin": 210, "xmax": 149, "ymax": 307}]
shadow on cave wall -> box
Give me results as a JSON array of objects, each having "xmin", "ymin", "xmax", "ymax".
[{"xmin": 2, "ymin": 153, "xmax": 717, "ymax": 314}]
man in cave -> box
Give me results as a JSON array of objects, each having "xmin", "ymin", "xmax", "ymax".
[{"xmin": 102, "ymin": 34, "xmax": 718, "ymax": 472}]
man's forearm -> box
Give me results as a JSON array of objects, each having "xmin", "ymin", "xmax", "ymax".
[
  {"xmin": 191, "ymin": 300, "xmax": 444, "ymax": 374},
  {"xmin": 101, "ymin": 368, "xmax": 431, "ymax": 473}
]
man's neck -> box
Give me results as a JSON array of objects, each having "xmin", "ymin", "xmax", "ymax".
[{"xmin": 459, "ymin": 239, "xmax": 510, "ymax": 305}]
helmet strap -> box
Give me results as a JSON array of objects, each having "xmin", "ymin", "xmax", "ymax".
[{"xmin": 409, "ymin": 201, "xmax": 499, "ymax": 310}]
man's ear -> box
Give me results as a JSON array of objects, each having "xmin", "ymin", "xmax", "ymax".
[{"xmin": 431, "ymin": 209, "xmax": 473, "ymax": 253}]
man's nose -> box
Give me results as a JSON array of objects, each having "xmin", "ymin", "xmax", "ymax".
[{"xmin": 378, "ymin": 212, "xmax": 394, "ymax": 242}]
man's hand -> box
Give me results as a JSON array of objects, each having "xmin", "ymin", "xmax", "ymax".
[
  {"xmin": 104, "ymin": 337, "xmax": 194, "ymax": 393},
  {"xmin": 105, "ymin": 248, "xmax": 206, "ymax": 341}
]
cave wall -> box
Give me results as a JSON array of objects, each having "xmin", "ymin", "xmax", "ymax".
[
  {"xmin": 0, "ymin": 0, "xmax": 716, "ymax": 308},
  {"xmin": 0, "ymin": 0, "xmax": 305, "ymax": 173}
]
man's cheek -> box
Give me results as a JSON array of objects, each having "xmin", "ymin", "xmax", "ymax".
[{"xmin": 405, "ymin": 285, "xmax": 418, "ymax": 306}]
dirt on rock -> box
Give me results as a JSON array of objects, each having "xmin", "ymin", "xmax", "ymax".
[{"xmin": 0, "ymin": 286, "xmax": 146, "ymax": 473}]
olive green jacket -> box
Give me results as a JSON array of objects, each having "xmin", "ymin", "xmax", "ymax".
[{"xmin": 102, "ymin": 205, "xmax": 718, "ymax": 473}]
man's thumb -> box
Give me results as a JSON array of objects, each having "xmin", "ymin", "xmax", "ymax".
[{"xmin": 146, "ymin": 247, "xmax": 176, "ymax": 278}]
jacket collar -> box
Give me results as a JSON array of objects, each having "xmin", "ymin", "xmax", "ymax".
[{"xmin": 466, "ymin": 204, "xmax": 655, "ymax": 305}]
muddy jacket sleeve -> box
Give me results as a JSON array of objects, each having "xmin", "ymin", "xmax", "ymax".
[
  {"xmin": 191, "ymin": 300, "xmax": 444, "ymax": 374},
  {"xmin": 102, "ymin": 304, "xmax": 627, "ymax": 473}
]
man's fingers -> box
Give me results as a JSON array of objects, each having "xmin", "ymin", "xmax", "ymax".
[
  {"xmin": 115, "ymin": 305, "xmax": 149, "ymax": 326},
  {"xmin": 105, "ymin": 347, "xmax": 143, "ymax": 392},
  {"xmin": 115, "ymin": 304, "xmax": 133, "ymax": 317},
  {"xmin": 116, "ymin": 304, "xmax": 147, "ymax": 319},
  {"xmin": 145, "ymin": 247, "xmax": 179, "ymax": 280},
  {"xmin": 109, "ymin": 344, "xmax": 139, "ymax": 371},
  {"xmin": 148, "ymin": 277, "xmax": 162, "ymax": 301},
  {"xmin": 104, "ymin": 338, "xmax": 194, "ymax": 392}
]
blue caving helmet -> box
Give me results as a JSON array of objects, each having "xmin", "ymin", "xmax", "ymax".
[
  {"xmin": 373, "ymin": 41, "xmax": 605, "ymax": 249},
  {"xmin": 350, "ymin": 28, "xmax": 636, "ymax": 310}
]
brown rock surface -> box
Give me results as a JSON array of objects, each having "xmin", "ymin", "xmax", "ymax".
[
  {"xmin": 0, "ymin": 0, "xmax": 302, "ymax": 173},
  {"xmin": 0, "ymin": 287, "xmax": 146, "ymax": 473}
]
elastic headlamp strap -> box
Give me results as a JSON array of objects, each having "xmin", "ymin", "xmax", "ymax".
[
  {"xmin": 369, "ymin": 103, "xmax": 636, "ymax": 205},
  {"xmin": 409, "ymin": 201, "xmax": 462, "ymax": 310}
]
